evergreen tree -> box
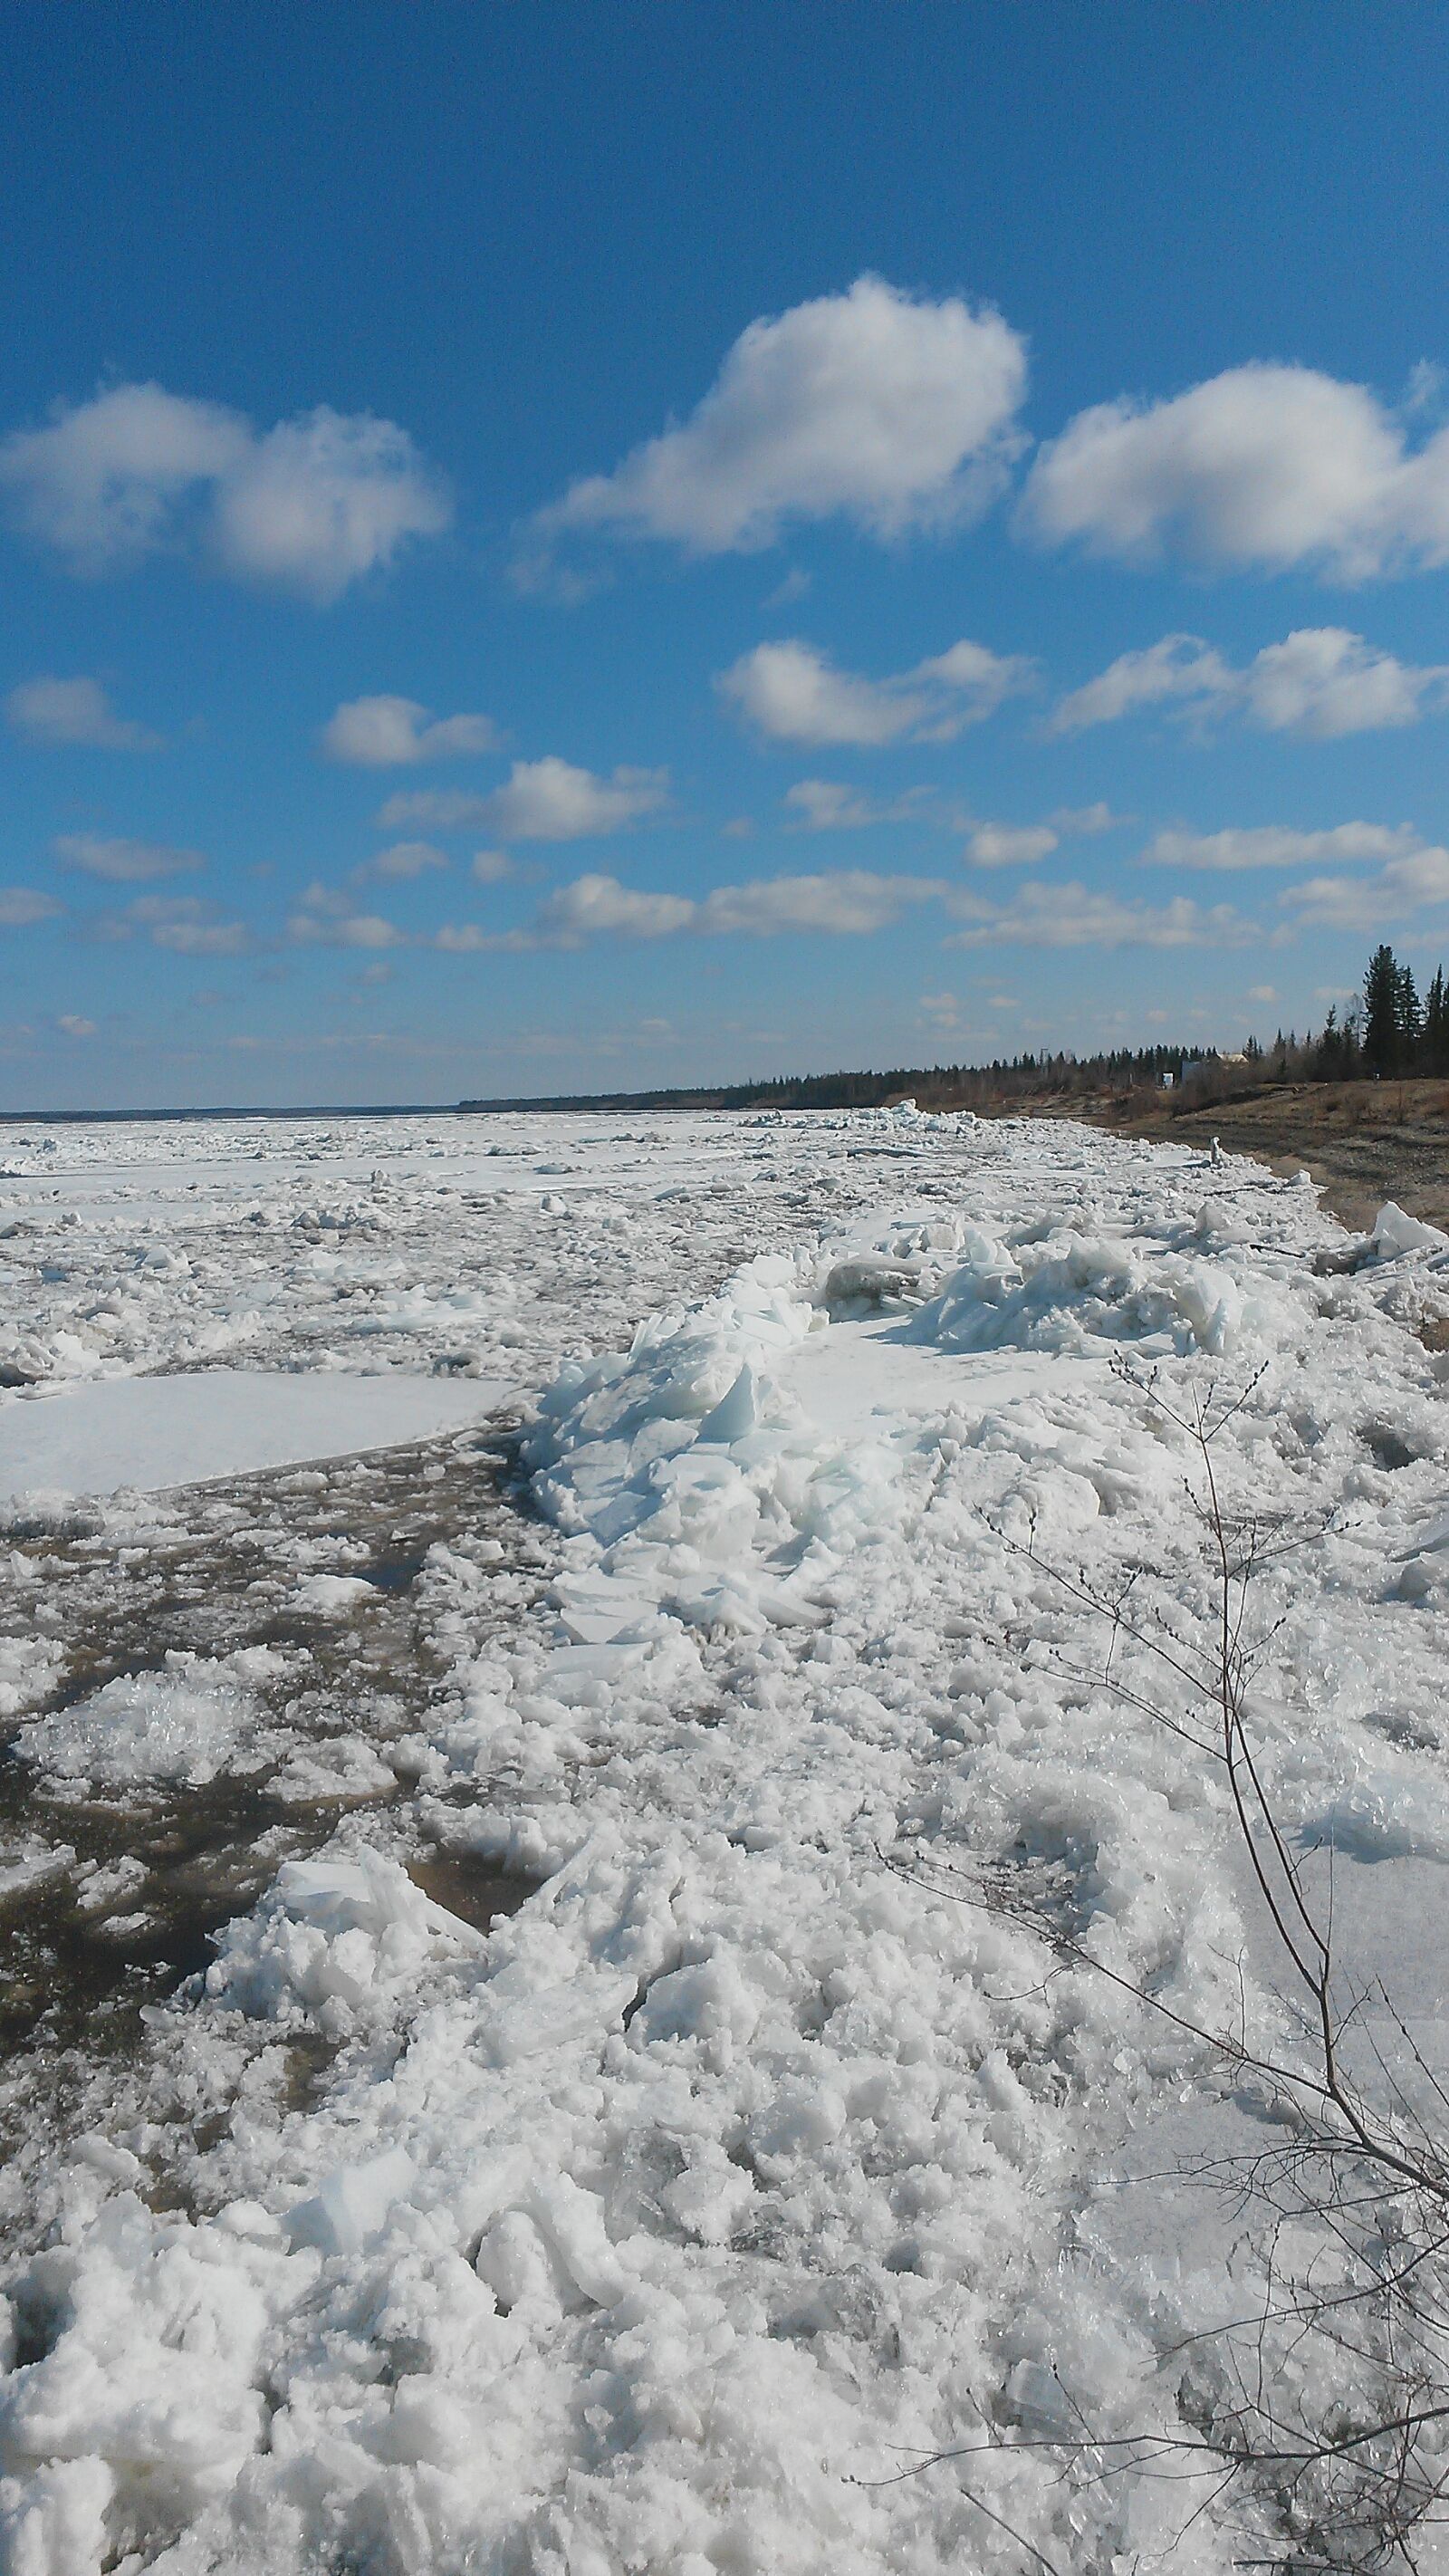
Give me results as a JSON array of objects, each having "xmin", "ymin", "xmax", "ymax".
[
  {"xmin": 1314, "ymin": 1006, "xmax": 1343, "ymax": 1080},
  {"xmin": 1363, "ymin": 945, "xmax": 1402, "ymax": 1074},
  {"xmin": 1396, "ymin": 961, "xmax": 1422, "ymax": 1063},
  {"xmin": 1424, "ymin": 966, "xmax": 1449, "ymax": 1076}
]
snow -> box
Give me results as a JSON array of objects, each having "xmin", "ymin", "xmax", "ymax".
[
  {"xmin": 786, "ymin": 1321, "xmax": 1102, "ymax": 1440},
  {"xmin": 4, "ymin": 1107, "xmax": 1449, "ymax": 2572},
  {"xmin": 0, "ymin": 1368, "xmax": 508, "ymax": 1501}
]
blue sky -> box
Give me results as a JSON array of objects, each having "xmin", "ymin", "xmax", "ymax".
[{"xmin": 5, "ymin": 4, "xmax": 1449, "ymax": 1109}]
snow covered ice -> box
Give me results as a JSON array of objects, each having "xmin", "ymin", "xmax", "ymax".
[
  {"xmin": 4, "ymin": 1106, "xmax": 1449, "ymax": 2571},
  {"xmin": 0, "ymin": 1371, "xmax": 508, "ymax": 1505}
]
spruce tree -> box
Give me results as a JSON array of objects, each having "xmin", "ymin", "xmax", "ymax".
[
  {"xmin": 1362, "ymin": 945, "xmax": 1402, "ymax": 1074},
  {"xmin": 1314, "ymin": 1006, "xmax": 1342, "ymax": 1080},
  {"xmin": 1424, "ymin": 966, "xmax": 1449, "ymax": 1076},
  {"xmin": 1396, "ymin": 960, "xmax": 1422, "ymax": 1065}
]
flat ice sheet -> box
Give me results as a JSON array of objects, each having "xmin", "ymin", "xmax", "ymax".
[
  {"xmin": 783, "ymin": 1313, "xmax": 1101, "ymax": 1437},
  {"xmin": 0, "ymin": 1366, "xmax": 509, "ymax": 1498}
]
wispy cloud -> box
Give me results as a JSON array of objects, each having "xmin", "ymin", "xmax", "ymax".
[
  {"xmin": 782, "ymin": 780, "xmax": 935, "ymax": 831},
  {"xmin": 1279, "ymin": 843, "xmax": 1449, "ymax": 931},
  {"xmin": 946, "ymin": 881, "xmax": 1253, "ymax": 950},
  {"xmin": 489, "ymin": 867, "xmax": 946, "ymax": 950},
  {"xmin": 351, "ymin": 840, "xmax": 448, "ymax": 884},
  {"xmin": 1052, "ymin": 629, "xmax": 1449, "ymax": 738},
  {"xmin": 377, "ymin": 760, "xmax": 667, "ymax": 842},
  {"xmin": 961, "ymin": 804, "xmax": 1124, "ymax": 867},
  {"xmin": 965, "ymin": 822, "xmax": 1060, "ymax": 868},
  {"xmin": 89, "ymin": 893, "xmax": 250, "ymax": 955},
  {"xmin": 720, "ymin": 636, "xmax": 1033, "ymax": 746},
  {"xmin": 287, "ymin": 880, "xmax": 405, "ymax": 949},
  {"xmin": 53, "ymin": 832, "xmax": 203, "ymax": 884},
  {"xmin": 1145, "ymin": 822, "xmax": 1420, "ymax": 870},
  {"xmin": 0, "ymin": 887, "xmax": 61, "ymax": 928},
  {"xmin": 376, "ymin": 789, "xmax": 495, "ymax": 834}
]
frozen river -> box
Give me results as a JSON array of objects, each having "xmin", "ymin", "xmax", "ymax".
[{"xmin": 3, "ymin": 1105, "xmax": 1449, "ymax": 2573}]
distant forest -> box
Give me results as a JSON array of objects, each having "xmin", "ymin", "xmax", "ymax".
[{"xmin": 459, "ymin": 945, "xmax": 1449, "ymax": 1117}]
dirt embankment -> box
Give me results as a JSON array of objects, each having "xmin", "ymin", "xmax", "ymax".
[{"xmin": 1004, "ymin": 1080, "xmax": 1449, "ymax": 1235}]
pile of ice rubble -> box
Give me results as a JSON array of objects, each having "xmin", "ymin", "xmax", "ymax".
[
  {"xmin": 0, "ymin": 1108, "xmax": 887, "ymax": 1399},
  {"xmin": 6, "ymin": 1121, "xmax": 1449, "ymax": 2573}
]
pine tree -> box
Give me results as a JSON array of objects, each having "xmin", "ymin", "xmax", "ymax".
[{"xmin": 1363, "ymin": 945, "xmax": 1402, "ymax": 1075}]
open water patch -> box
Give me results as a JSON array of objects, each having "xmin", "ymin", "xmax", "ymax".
[{"xmin": 0, "ymin": 1416, "xmax": 559, "ymax": 2162}]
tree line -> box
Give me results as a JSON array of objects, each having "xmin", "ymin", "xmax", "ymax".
[
  {"xmin": 1246, "ymin": 945, "xmax": 1449, "ymax": 1083},
  {"xmin": 1312, "ymin": 943, "xmax": 1449, "ymax": 1079},
  {"xmin": 464, "ymin": 1042, "xmax": 1214, "ymax": 1116},
  {"xmin": 460, "ymin": 947, "xmax": 1449, "ymax": 1118}
]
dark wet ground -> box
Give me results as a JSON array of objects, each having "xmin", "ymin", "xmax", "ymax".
[
  {"xmin": 0, "ymin": 1417, "xmax": 558, "ymax": 2166},
  {"xmin": 1052, "ymin": 1080, "xmax": 1449, "ymax": 1235}
]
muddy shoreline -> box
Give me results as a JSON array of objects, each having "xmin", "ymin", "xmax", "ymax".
[{"xmin": 1009, "ymin": 1077, "xmax": 1449, "ymax": 1235}]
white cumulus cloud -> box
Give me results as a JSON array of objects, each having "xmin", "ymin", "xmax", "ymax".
[
  {"xmin": 321, "ymin": 695, "xmax": 498, "ymax": 765},
  {"xmin": 0, "ymin": 382, "xmax": 449, "ymax": 601},
  {"xmin": 533, "ymin": 874, "xmax": 698, "ymax": 943},
  {"xmin": 529, "ymin": 276, "xmax": 1026, "ymax": 561},
  {"xmin": 6, "ymin": 675, "xmax": 160, "ymax": 749},
  {"xmin": 1022, "ymin": 362, "xmax": 1449, "ymax": 580},
  {"xmin": 56, "ymin": 1014, "xmax": 96, "ymax": 1036},
  {"xmin": 1052, "ymin": 627, "xmax": 1449, "ymax": 739},
  {"xmin": 1240, "ymin": 629, "xmax": 1449, "ymax": 735},
  {"xmin": 719, "ymin": 636, "xmax": 1032, "ymax": 745},
  {"xmin": 484, "ymin": 758, "xmax": 669, "ymax": 841}
]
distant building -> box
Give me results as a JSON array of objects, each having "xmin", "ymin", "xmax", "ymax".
[{"xmin": 1181, "ymin": 1051, "xmax": 1248, "ymax": 1086}]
